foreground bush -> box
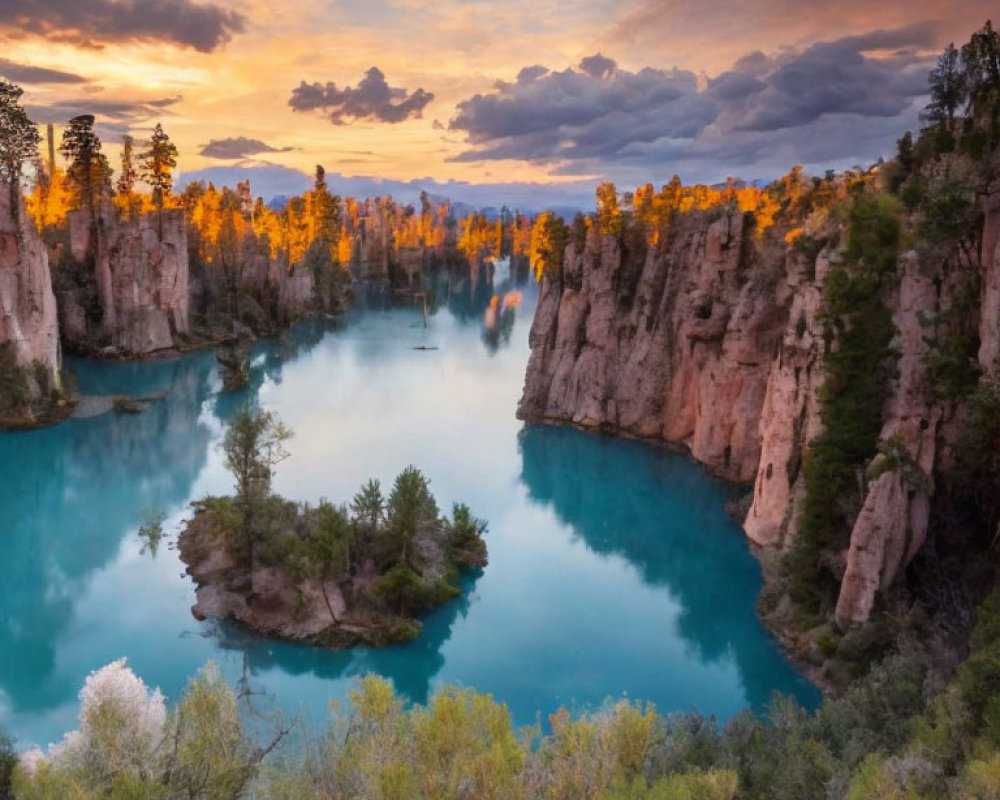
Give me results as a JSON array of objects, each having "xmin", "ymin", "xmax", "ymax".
[{"xmin": 13, "ymin": 581, "xmax": 1000, "ymax": 799}]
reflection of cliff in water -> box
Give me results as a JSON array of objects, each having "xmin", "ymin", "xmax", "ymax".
[
  {"xmin": 0, "ymin": 354, "xmax": 215, "ymax": 712},
  {"xmin": 0, "ymin": 320, "xmax": 336, "ymax": 714},
  {"xmin": 517, "ymin": 425, "xmax": 819, "ymax": 711},
  {"xmin": 212, "ymin": 318, "xmax": 334, "ymax": 417},
  {"xmin": 207, "ymin": 571, "xmax": 483, "ymax": 706}
]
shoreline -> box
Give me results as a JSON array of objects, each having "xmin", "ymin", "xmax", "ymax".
[
  {"xmin": 516, "ymin": 415, "xmax": 833, "ymax": 696},
  {"xmin": 0, "ymin": 312, "xmax": 343, "ymax": 432}
]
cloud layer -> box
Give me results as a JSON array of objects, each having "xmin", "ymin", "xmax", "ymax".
[
  {"xmin": 448, "ymin": 27, "xmax": 933, "ymax": 180},
  {"xmin": 289, "ymin": 67, "xmax": 434, "ymax": 125},
  {"xmin": 26, "ymin": 95, "xmax": 181, "ymax": 126},
  {"xmin": 199, "ymin": 137, "xmax": 294, "ymax": 159},
  {"xmin": 0, "ymin": 0, "xmax": 245, "ymax": 52},
  {"xmin": 0, "ymin": 58, "xmax": 86, "ymax": 84}
]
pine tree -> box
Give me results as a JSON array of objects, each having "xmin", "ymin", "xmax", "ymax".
[
  {"xmin": 59, "ymin": 114, "xmax": 111, "ymax": 216},
  {"xmin": 117, "ymin": 134, "xmax": 138, "ymax": 196},
  {"xmin": 312, "ymin": 164, "xmax": 340, "ymax": 243},
  {"xmin": 924, "ymin": 43, "xmax": 967, "ymax": 129},
  {"xmin": 0, "ymin": 80, "xmax": 41, "ymax": 220},
  {"xmin": 140, "ymin": 123, "xmax": 178, "ymax": 209},
  {"xmin": 963, "ymin": 20, "xmax": 1000, "ymax": 99}
]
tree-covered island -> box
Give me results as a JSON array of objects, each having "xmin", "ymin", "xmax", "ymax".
[{"xmin": 178, "ymin": 408, "xmax": 488, "ymax": 647}]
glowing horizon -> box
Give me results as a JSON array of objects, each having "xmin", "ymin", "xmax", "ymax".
[{"xmin": 0, "ymin": 0, "xmax": 993, "ymax": 203}]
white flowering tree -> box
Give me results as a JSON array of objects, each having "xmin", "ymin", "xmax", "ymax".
[
  {"xmin": 21, "ymin": 658, "xmax": 165, "ymax": 790},
  {"xmin": 16, "ymin": 659, "xmax": 291, "ymax": 798}
]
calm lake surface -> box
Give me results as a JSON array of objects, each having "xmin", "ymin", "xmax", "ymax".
[{"xmin": 0, "ymin": 287, "xmax": 819, "ymax": 748}]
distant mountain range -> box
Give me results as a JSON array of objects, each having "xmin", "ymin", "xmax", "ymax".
[{"xmin": 177, "ymin": 164, "xmax": 596, "ymax": 217}]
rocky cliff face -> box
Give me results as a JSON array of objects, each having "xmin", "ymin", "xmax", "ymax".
[
  {"xmin": 519, "ymin": 207, "xmax": 984, "ymax": 627},
  {"xmin": 188, "ymin": 233, "xmax": 317, "ymax": 333},
  {"xmin": 519, "ymin": 210, "xmax": 791, "ymax": 484},
  {"xmin": 979, "ymin": 193, "xmax": 1000, "ymax": 371},
  {"xmin": 0, "ymin": 185, "xmax": 61, "ymax": 388},
  {"xmin": 62, "ymin": 205, "xmax": 190, "ymax": 355}
]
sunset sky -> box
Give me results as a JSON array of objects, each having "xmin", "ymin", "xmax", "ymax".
[{"xmin": 0, "ymin": 0, "xmax": 994, "ymax": 207}]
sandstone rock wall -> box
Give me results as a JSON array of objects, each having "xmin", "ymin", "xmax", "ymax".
[
  {"xmin": 65, "ymin": 205, "xmax": 190, "ymax": 355},
  {"xmin": 267, "ymin": 255, "xmax": 314, "ymax": 323},
  {"xmin": 519, "ymin": 209, "xmax": 987, "ymax": 626},
  {"xmin": 0, "ymin": 185, "xmax": 60, "ymax": 385},
  {"xmin": 188, "ymin": 234, "xmax": 317, "ymax": 331},
  {"xmin": 519, "ymin": 210, "xmax": 790, "ymax": 483},
  {"xmin": 834, "ymin": 253, "xmax": 942, "ymax": 625},
  {"xmin": 979, "ymin": 192, "xmax": 1000, "ymax": 372}
]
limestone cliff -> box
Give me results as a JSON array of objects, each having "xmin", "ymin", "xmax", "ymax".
[
  {"xmin": 0, "ymin": 185, "xmax": 61, "ymax": 414},
  {"xmin": 519, "ymin": 210, "xmax": 791, "ymax": 484},
  {"xmin": 980, "ymin": 192, "xmax": 1000, "ymax": 371},
  {"xmin": 518, "ymin": 201, "xmax": 988, "ymax": 628},
  {"xmin": 188, "ymin": 232, "xmax": 317, "ymax": 334},
  {"xmin": 61, "ymin": 205, "xmax": 190, "ymax": 355}
]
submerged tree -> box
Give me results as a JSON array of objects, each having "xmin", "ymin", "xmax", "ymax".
[
  {"xmin": 140, "ymin": 123, "xmax": 178, "ymax": 209},
  {"xmin": 137, "ymin": 509, "xmax": 166, "ymax": 559},
  {"xmin": 0, "ymin": 79, "xmax": 41, "ymax": 219},
  {"xmin": 222, "ymin": 407, "xmax": 292, "ymax": 565}
]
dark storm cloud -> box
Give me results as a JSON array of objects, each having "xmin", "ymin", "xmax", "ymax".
[
  {"xmin": 728, "ymin": 37, "xmax": 929, "ymax": 131},
  {"xmin": 578, "ymin": 53, "xmax": 617, "ymax": 79},
  {"xmin": 450, "ymin": 62, "xmax": 715, "ymax": 157},
  {"xmin": 448, "ymin": 26, "xmax": 934, "ymax": 177},
  {"xmin": 26, "ymin": 95, "xmax": 182, "ymax": 125},
  {"xmin": 0, "ymin": 0, "xmax": 245, "ymax": 52},
  {"xmin": 0, "ymin": 58, "xmax": 86, "ymax": 84},
  {"xmin": 289, "ymin": 67, "xmax": 434, "ymax": 125},
  {"xmin": 516, "ymin": 65, "xmax": 550, "ymax": 84},
  {"xmin": 199, "ymin": 137, "xmax": 295, "ymax": 159},
  {"xmin": 834, "ymin": 20, "xmax": 940, "ymax": 51}
]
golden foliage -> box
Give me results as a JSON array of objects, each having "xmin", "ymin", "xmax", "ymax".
[{"xmin": 25, "ymin": 168, "xmax": 74, "ymax": 229}]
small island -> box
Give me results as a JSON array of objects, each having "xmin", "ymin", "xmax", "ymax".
[{"xmin": 178, "ymin": 408, "xmax": 488, "ymax": 648}]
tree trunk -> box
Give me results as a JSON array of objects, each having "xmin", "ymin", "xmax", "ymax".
[{"xmin": 320, "ymin": 579, "xmax": 339, "ymax": 624}]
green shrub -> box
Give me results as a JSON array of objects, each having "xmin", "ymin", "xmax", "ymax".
[
  {"xmin": 959, "ymin": 589, "xmax": 1000, "ymax": 725},
  {"xmin": 789, "ymin": 192, "xmax": 901, "ymax": 612},
  {"xmin": 0, "ymin": 732, "xmax": 14, "ymax": 800},
  {"xmin": 0, "ymin": 342, "xmax": 33, "ymax": 419}
]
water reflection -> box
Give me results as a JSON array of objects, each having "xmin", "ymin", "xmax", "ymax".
[
  {"xmin": 0, "ymin": 296, "xmax": 816, "ymax": 748},
  {"xmin": 518, "ymin": 425, "xmax": 820, "ymax": 711},
  {"xmin": 0, "ymin": 355, "xmax": 215, "ymax": 713},
  {"xmin": 210, "ymin": 571, "xmax": 482, "ymax": 707}
]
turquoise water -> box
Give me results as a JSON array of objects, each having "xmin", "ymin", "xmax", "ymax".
[{"xmin": 0, "ymin": 293, "xmax": 818, "ymax": 748}]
